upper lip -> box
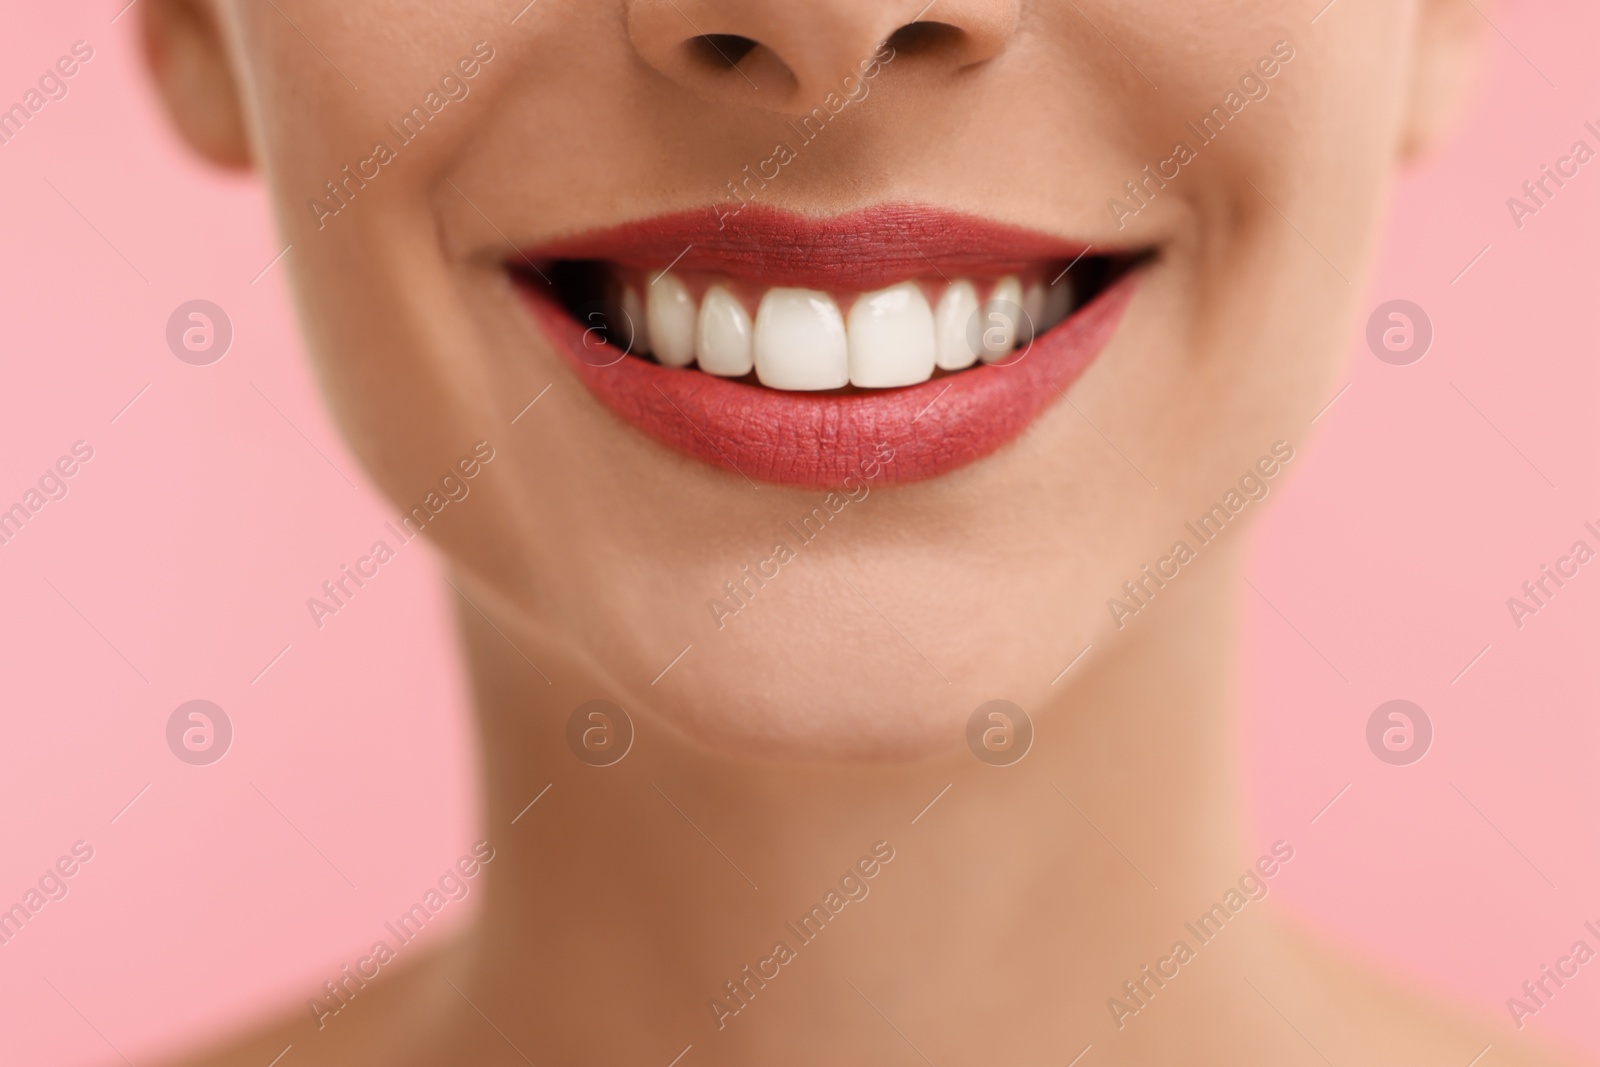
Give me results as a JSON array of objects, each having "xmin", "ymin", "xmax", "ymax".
[{"xmin": 513, "ymin": 203, "xmax": 1106, "ymax": 291}]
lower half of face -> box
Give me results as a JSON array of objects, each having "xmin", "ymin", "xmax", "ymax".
[{"xmin": 230, "ymin": 0, "xmax": 1408, "ymax": 759}]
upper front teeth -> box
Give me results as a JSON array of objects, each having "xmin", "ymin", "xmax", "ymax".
[
  {"xmin": 753, "ymin": 288, "xmax": 849, "ymax": 390},
  {"xmin": 846, "ymin": 282, "xmax": 935, "ymax": 388},
  {"xmin": 696, "ymin": 284, "xmax": 754, "ymax": 377},
  {"xmin": 625, "ymin": 271, "xmax": 1074, "ymax": 390}
]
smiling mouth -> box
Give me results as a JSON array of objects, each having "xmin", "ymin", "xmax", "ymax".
[
  {"xmin": 535, "ymin": 255, "xmax": 1129, "ymax": 392},
  {"xmin": 509, "ymin": 204, "xmax": 1146, "ymax": 487}
]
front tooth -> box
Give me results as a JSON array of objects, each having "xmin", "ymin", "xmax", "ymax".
[
  {"xmin": 696, "ymin": 285, "xmax": 754, "ymax": 377},
  {"xmin": 647, "ymin": 272, "xmax": 697, "ymax": 367},
  {"xmin": 754, "ymin": 288, "xmax": 848, "ymax": 391},
  {"xmin": 621, "ymin": 286, "xmax": 650, "ymax": 355},
  {"xmin": 980, "ymin": 275, "xmax": 1023, "ymax": 362},
  {"xmin": 1043, "ymin": 278, "xmax": 1074, "ymax": 331},
  {"xmin": 934, "ymin": 280, "xmax": 981, "ymax": 371},
  {"xmin": 1018, "ymin": 281, "xmax": 1046, "ymax": 344},
  {"xmin": 847, "ymin": 282, "xmax": 936, "ymax": 388}
]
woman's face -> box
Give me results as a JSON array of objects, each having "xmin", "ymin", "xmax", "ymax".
[{"xmin": 161, "ymin": 0, "xmax": 1474, "ymax": 758}]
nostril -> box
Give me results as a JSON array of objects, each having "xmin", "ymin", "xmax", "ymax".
[
  {"xmin": 680, "ymin": 33, "xmax": 798, "ymax": 96},
  {"xmin": 686, "ymin": 33, "xmax": 760, "ymax": 70},
  {"xmin": 628, "ymin": 1, "xmax": 1017, "ymax": 111},
  {"xmin": 883, "ymin": 20, "xmax": 965, "ymax": 57}
]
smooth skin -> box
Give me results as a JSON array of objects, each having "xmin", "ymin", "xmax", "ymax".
[{"xmin": 142, "ymin": 1, "xmax": 1578, "ymax": 1064}]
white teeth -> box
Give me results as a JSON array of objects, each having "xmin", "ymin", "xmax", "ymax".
[
  {"xmin": 934, "ymin": 280, "xmax": 981, "ymax": 371},
  {"xmin": 1018, "ymin": 281, "xmax": 1046, "ymax": 344},
  {"xmin": 980, "ymin": 275, "xmax": 1022, "ymax": 363},
  {"xmin": 754, "ymin": 288, "xmax": 849, "ymax": 391},
  {"xmin": 647, "ymin": 272, "xmax": 697, "ymax": 368},
  {"xmin": 696, "ymin": 285, "xmax": 754, "ymax": 378},
  {"xmin": 620, "ymin": 268, "xmax": 1076, "ymax": 388},
  {"xmin": 847, "ymin": 282, "xmax": 936, "ymax": 388},
  {"xmin": 1043, "ymin": 278, "xmax": 1074, "ymax": 333},
  {"xmin": 621, "ymin": 286, "xmax": 650, "ymax": 355}
]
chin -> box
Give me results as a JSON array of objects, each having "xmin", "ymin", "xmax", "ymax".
[{"xmin": 497, "ymin": 523, "xmax": 1116, "ymax": 763}]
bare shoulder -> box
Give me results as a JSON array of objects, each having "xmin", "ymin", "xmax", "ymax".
[
  {"xmin": 159, "ymin": 939, "xmax": 459, "ymax": 1067},
  {"xmin": 1267, "ymin": 913, "xmax": 1584, "ymax": 1067}
]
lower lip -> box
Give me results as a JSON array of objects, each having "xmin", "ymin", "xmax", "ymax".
[{"xmin": 518, "ymin": 271, "xmax": 1138, "ymax": 488}]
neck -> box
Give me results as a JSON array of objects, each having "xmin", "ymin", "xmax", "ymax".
[{"xmin": 446, "ymin": 544, "xmax": 1278, "ymax": 1064}]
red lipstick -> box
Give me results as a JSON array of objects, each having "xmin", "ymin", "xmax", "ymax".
[{"xmin": 513, "ymin": 205, "xmax": 1139, "ymax": 488}]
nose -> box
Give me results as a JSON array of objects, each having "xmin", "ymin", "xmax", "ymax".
[{"xmin": 625, "ymin": 0, "xmax": 1019, "ymax": 113}]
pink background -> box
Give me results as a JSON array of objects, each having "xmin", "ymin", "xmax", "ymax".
[{"xmin": 1, "ymin": 1, "xmax": 1597, "ymax": 1063}]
